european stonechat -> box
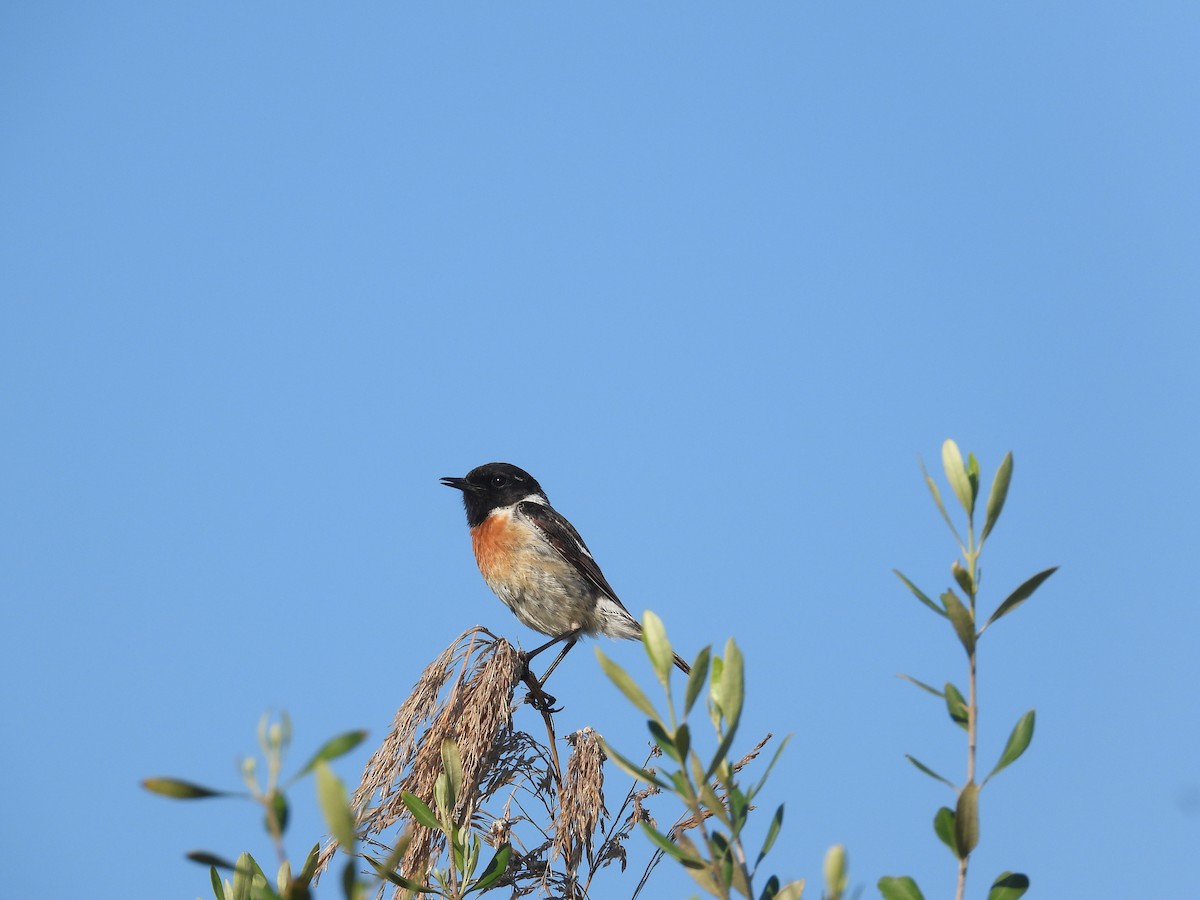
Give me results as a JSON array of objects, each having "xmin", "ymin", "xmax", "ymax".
[{"xmin": 441, "ymin": 462, "xmax": 690, "ymax": 680}]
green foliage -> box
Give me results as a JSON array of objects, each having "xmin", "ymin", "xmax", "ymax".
[
  {"xmin": 891, "ymin": 440, "xmax": 1055, "ymax": 899},
  {"xmin": 142, "ymin": 711, "xmax": 372, "ymax": 900},
  {"xmin": 598, "ymin": 613, "xmax": 810, "ymax": 900}
]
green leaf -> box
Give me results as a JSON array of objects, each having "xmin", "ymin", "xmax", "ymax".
[
  {"xmin": 893, "ymin": 570, "xmax": 948, "ymax": 618},
  {"xmin": 942, "ymin": 439, "xmax": 974, "ymax": 517},
  {"xmin": 433, "ymin": 771, "xmax": 452, "ymax": 823},
  {"xmin": 263, "ymin": 789, "xmax": 289, "ymax": 836},
  {"xmin": 210, "ymin": 866, "xmax": 226, "ymax": 900},
  {"xmin": 640, "ymin": 822, "xmax": 704, "ymax": 868},
  {"xmin": 674, "ymin": 722, "xmax": 691, "ymax": 762},
  {"xmin": 897, "ymin": 674, "xmax": 944, "ymax": 697},
  {"xmin": 599, "ymin": 738, "xmax": 670, "ymax": 790},
  {"xmin": 707, "ymin": 719, "xmax": 741, "ymax": 781},
  {"xmin": 941, "ymin": 591, "xmax": 976, "ymax": 655},
  {"xmin": 823, "ymin": 843, "xmax": 847, "ymax": 897},
  {"xmin": 718, "ymin": 638, "xmax": 745, "ymax": 729},
  {"xmin": 944, "ymin": 682, "xmax": 969, "ymax": 730},
  {"xmin": 293, "ymin": 730, "xmax": 368, "ymax": 779},
  {"xmin": 981, "ymin": 453, "xmax": 1013, "ymax": 542},
  {"xmin": 904, "ymin": 754, "xmax": 956, "ymax": 789},
  {"xmin": 878, "ymin": 875, "xmax": 926, "ymax": 900},
  {"xmin": 400, "ymin": 790, "xmax": 441, "ymax": 830},
  {"xmin": 984, "ymin": 567, "xmax": 1058, "ymax": 630},
  {"xmin": 774, "ymin": 880, "xmax": 806, "ymax": 900},
  {"xmin": 141, "ymin": 777, "xmax": 224, "ymax": 799},
  {"xmin": 967, "ymin": 452, "xmax": 980, "ymax": 506},
  {"xmin": 987, "ymin": 871, "xmax": 1030, "ymax": 900},
  {"xmin": 955, "ymin": 781, "xmax": 980, "ymax": 857},
  {"xmin": 919, "ymin": 457, "xmax": 963, "ymax": 545},
  {"xmin": 986, "ymin": 710, "xmax": 1035, "ymax": 783},
  {"xmin": 756, "ymin": 804, "xmax": 785, "ymax": 866},
  {"xmin": 641, "ymin": 610, "xmax": 673, "ymax": 686},
  {"xmin": 595, "ymin": 648, "xmax": 659, "ymax": 720},
  {"xmin": 648, "ymin": 720, "xmax": 681, "ymax": 763},
  {"xmin": 441, "ymin": 739, "xmax": 463, "ymax": 806},
  {"xmin": 684, "ymin": 646, "xmax": 711, "ymax": 716},
  {"xmin": 295, "ymin": 843, "xmax": 321, "ymax": 887},
  {"xmin": 468, "ymin": 844, "xmax": 511, "ymax": 893},
  {"xmin": 364, "ymin": 856, "xmax": 425, "ymax": 891},
  {"xmin": 933, "ymin": 806, "xmax": 958, "ymax": 856},
  {"xmin": 952, "ymin": 560, "xmax": 974, "ymax": 597},
  {"xmin": 188, "ymin": 851, "xmax": 235, "ymax": 870},
  {"xmin": 315, "ymin": 761, "xmax": 356, "ymax": 850},
  {"xmin": 231, "ymin": 853, "xmax": 256, "ymax": 900}
]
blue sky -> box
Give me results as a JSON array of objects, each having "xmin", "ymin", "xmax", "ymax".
[{"xmin": 2, "ymin": 4, "xmax": 1197, "ymax": 898}]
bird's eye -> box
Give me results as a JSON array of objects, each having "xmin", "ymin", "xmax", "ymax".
[{"xmin": 491, "ymin": 475, "xmax": 508, "ymax": 488}]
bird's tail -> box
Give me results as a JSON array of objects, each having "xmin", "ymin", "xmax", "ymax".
[{"xmin": 673, "ymin": 652, "xmax": 691, "ymax": 675}]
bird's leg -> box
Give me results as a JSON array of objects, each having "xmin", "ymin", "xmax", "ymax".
[
  {"xmin": 535, "ymin": 638, "xmax": 578, "ymax": 685},
  {"xmin": 518, "ymin": 628, "xmax": 582, "ymax": 712}
]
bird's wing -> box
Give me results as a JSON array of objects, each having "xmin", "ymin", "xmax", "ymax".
[{"xmin": 515, "ymin": 500, "xmax": 634, "ymax": 616}]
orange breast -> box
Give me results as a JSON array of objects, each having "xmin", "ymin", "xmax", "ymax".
[{"xmin": 470, "ymin": 509, "xmax": 525, "ymax": 581}]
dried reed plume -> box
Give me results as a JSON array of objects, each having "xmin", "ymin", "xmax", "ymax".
[
  {"xmin": 318, "ymin": 625, "xmax": 715, "ymax": 899},
  {"xmin": 318, "ymin": 627, "xmax": 523, "ymax": 884},
  {"xmin": 551, "ymin": 728, "xmax": 606, "ymax": 889}
]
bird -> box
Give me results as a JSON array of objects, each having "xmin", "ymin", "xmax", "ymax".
[{"xmin": 441, "ymin": 462, "xmax": 690, "ymax": 683}]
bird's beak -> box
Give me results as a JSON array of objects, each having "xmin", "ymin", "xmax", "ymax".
[{"xmin": 440, "ymin": 476, "xmax": 471, "ymax": 492}]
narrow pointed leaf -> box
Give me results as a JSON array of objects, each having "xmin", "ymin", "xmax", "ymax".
[
  {"xmin": 893, "ymin": 570, "xmax": 948, "ymax": 618},
  {"xmin": 188, "ymin": 851, "xmax": 235, "ymax": 870},
  {"xmin": 987, "ymin": 871, "xmax": 1030, "ymax": 900},
  {"xmin": 944, "ymin": 682, "xmax": 969, "ymax": 730},
  {"xmin": 897, "ymin": 674, "xmax": 944, "ymax": 697},
  {"xmin": 640, "ymin": 822, "xmax": 704, "ymax": 867},
  {"xmin": 942, "ymin": 440, "xmax": 974, "ymax": 516},
  {"xmin": 986, "ymin": 710, "xmax": 1035, "ymax": 782},
  {"xmin": 933, "ymin": 806, "xmax": 958, "ymax": 856},
  {"xmin": 904, "ymin": 755, "xmax": 956, "ymax": 789},
  {"xmin": 707, "ymin": 719, "xmax": 741, "ymax": 780},
  {"xmin": 142, "ymin": 777, "xmax": 225, "ymax": 799},
  {"xmin": 441, "ymin": 739, "xmax": 463, "ymax": 805},
  {"xmin": 263, "ymin": 790, "xmax": 289, "ymax": 836},
  {"xmin": 400, "ymin": 790, "xmax": 441, "ymax": 829},
  {"xmin": 596, "ymin": 648, "xmax": 659, "ymax": 720},
  {"xmin": 674, "ymin": 722, "xmax": 691, "ymax": 762},
  {"xmin": 919, "ymin": 457, "xmax": 963, "ymax": 545},
  {"xmin": 774, "ymin": 880, "xmax": 806, "ymax": 900},
  {"xmin": 718, "ymin": 638, "xmax": 745, "ymax": 729},
  {"xmin": 468, "ymin": 844, "xmax": 511, "ymax": 893},
  {"xmin": 648, "ymin": 720, "xmax": 681, "ymax": 763},
  {"xmin": 365, "ymin": 855, "xmax": 425, "ymax": 891},
  {"xmin": 981, "ymin": 453, "xmax": 1013, "ymax": 542},
  {"xmin": 878, "ymin": 875, "xmax": 926, "ymax": 900},
  {"xmin": 967, "ymin": 452, "xmax": 980, "ymax": 506},
  {"xmin": 599, "ymin": 738, "xmax": 670, "ymax": 790},
  {"xmin": 952, "ymin": 561, "xmax": 974, "ymax": 597},
  {"xmin": 210, "ymin": 866, "xmax": 226, "ymax": 900},
  {"xmin": 315, "ymin": 761, "xmax": 356, "ymax": 850},
  {"xmin": 294, "ymin": 730, "xmax": 368, "ymax": 778},
  {"xmin": 684, "ymin": 646, "xmax": 712, "ymax": 716},
  {"xmin": 231, "ymin": 853, "xmax": 255, "ymax": 900},
  {"xmin": 823, "ymin": 843, "xmax": 848, "ymax": 897},
  {"xmin": 942, "ymin": 591, "xmax": 976, "ymax": 655},
  {"xmin": 641, "ymin": 610, "xmax": 673, "ymax": 686},
  {"xmin": 756, "ymin": 804, "xmax": 785, "ymax": 866},
  {"xmin": 955, "ymin": 781, "xmax": 980, "ymax": 856},
  {"xmin": 295, "ymin": 843, "xmax": 321, "ymax": 886},
  {"xmin": 984, "ymin": 567, "xmax": 1058, "ymax": 629}
]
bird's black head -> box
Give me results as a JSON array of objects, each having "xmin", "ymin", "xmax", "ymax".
[{"xmin": 440, "ymin": 462, "xmax": 548, "ymax": 527}]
